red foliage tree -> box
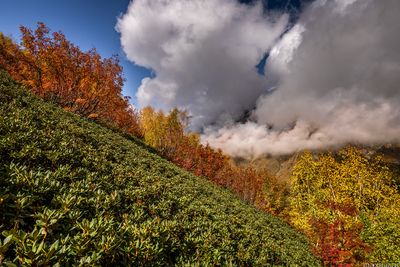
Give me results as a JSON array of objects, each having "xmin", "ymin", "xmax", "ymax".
[{"xmin": 311, "ymin": 217, "xmax": 369, "ymax": 265}]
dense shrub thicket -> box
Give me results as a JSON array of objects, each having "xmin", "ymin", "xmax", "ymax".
[{"xmin": 0, "ymin": 72, "xmax": 320, "ymax": 266}]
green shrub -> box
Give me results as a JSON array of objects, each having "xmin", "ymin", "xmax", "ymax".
[{"xmin": 0, "ymin": 71, "xmax": 320, "ymax": 266}]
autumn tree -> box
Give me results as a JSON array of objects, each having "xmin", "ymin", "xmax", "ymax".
[
  {"xmin": 0, "ymin": 23, "xmax": 140, "ymax": 136},
  {"xmin": 0, "ymin": 33, "xmax": 24, "ymax": 81},
  {"xmin": 140, "ymin": 106, "xmax": 169, "ymax": 151},
  {"xmin": 288, "ymin": 147, "xmax": 400, "ymax": 263}
]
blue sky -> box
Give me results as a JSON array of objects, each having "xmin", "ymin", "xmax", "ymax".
[{"xmin": 0, "ymin": 0, "xmax": 152, "ymax": 103}]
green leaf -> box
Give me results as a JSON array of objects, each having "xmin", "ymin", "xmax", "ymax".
[
  {"xmin": 3, "ymin": 235, "xmax": 13, "ymax": 246},
  {"xmin": 3, "ymin": 261, "xmax": 18, "ymax": 267}
]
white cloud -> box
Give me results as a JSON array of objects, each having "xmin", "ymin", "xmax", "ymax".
[
  {"xmin": 119, "ymin": 0, "xmax": 400, "ymax": 158},
  {"xmin": 205, "ymin": 0, "xmax": 400, "ymax": 157},
  {"xmin": 117, "ymin": 0, "xmax": 287, "ymax": 128},
  {"xmin": 268, "ymin": 24, "xmax": 305, "ymax": 74}
]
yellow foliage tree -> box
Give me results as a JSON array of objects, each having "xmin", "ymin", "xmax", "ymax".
[
  {"xmin": 140, "ymin": 106, "xmax": 165, "ymax": 149},
  {"xmin": 139, "ymin": 107, "xmax": 186, "ymax": 156},
  {"xmin": 288, "ymin": 146, "xmax": 400, "ymax": 263}
]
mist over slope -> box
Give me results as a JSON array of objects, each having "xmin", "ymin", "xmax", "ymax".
[{"xmin": 118, "ymin": 0, "xmax": 400, "ymax": 158}]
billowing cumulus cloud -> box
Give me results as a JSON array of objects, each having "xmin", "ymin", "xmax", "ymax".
[
  {"xmin": 118, "ymin": 0, "xmax": 400, "ymax": 158},
  {"xmin": 117, "ymin": 0, "xmax": 288, "ymax": 127}
]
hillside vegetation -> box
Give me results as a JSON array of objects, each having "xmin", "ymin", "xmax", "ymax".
[
  {"xmin": 0, "ymin": 72, "xmax": 320, "ymax": 265},
  {"xmin": 0, "ymin": 23, "xmax": 285, "ymax": 219}
]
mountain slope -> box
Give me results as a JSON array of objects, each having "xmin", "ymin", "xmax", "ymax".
[{"xmin": 0, "ymin": 71, "xmax": 320, "ymax": 266}]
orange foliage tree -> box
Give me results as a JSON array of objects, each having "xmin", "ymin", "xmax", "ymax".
[{"xmin": 0, "ymin": 23, "xmax": 140, "ymax": 136}]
